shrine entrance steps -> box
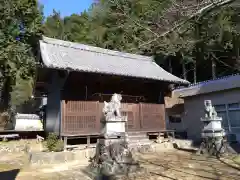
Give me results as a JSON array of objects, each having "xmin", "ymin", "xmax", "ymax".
[{"xmin": 128, "ymin": 132, "xmax": 152, "ymax": 146}]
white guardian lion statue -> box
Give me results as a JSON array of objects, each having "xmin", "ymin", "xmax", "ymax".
[
  {"xmin": 204, "ymin": 100, "xmax": 218, "ymax": 119},
  {"xmin": 103, "ymin": 94, "xmax": 122, "ymax": 121}
]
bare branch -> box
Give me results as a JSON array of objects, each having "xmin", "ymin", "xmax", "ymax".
[{"xmin": 126, "ymin": 0, "xmax": 237, "ymax": 51}]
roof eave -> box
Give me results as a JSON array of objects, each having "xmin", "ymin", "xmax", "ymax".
[{"xmin": 41, "ymin": 63, "xmax": 189, "ymax": 85}]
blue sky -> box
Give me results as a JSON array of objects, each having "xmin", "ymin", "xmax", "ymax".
[{"xmin": 39, "ymin": 0, "xmax": 94, "ymax": 17}]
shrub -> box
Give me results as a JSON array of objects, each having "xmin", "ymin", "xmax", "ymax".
[{"xmin": 45, "ymin": 133, "xmax": 64, "ymax": 152}]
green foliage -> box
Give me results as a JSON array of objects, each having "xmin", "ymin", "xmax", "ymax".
[
  {"xmin": 45, "ymin": 133, "xmax": 64, "ymax": 152},
  {"xmin": 10, "ymin": 74, "xmax": 34, "ymax": 106},
  {"xmin": 89, "ymin": 0, "xmax": 240, "ymax": 79},
  {"xmin": 43, "ymin": 0, "xmax": 179, "ymax": 54},
  {"xmin": 42, "ymin": 0, "xmax": 240, "ymax": 82},
  {"xmin": 88, "ymin": 0, "xmax": 175, "ymax": 54},
  {"xmin": 42, "ymin": 10, "xmax": 67, "ymax": 40},
  {"xmin": 0, "ymin": 0, "xmax": 43, "ymax": 109},
  {"xmin": 42, "ymin": 10, "xmax": 92, "ymax": 44}
]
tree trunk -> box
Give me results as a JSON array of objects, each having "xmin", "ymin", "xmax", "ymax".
[
  {"xmin": 211, "ymin": 57, "xmax": 216, "ymax": 79},
  {"xmin": 182, "ymin": 62, "xmax": 187, "ymax": 80},
  {"xmin": 1, "ymin": 77, "xmax": 11, "ymax": 111},
  {"xmin": 177, "ymin": 52, "xmax": 187, "ymax": 80},
  {"xmin": 237, "ymin": 48, "xmax": 240, "ymax": 71},
  {"xmin": 168, "ymin": 58, "xmax": 173, "ymax": 74},
  {"xmin": 193, "ymin": 23, "xmax": 202, "ymax": 84},
  {"xmin": 180, "ymin": 53, "xmax": 187, "ymax": 80},
  {"xmin": 193, "ymin": 61, "xmax": 197, "ymax": 83},
  {"xmin": 236, "ymin": 41, "xmax": 240, "ymax": 70}
]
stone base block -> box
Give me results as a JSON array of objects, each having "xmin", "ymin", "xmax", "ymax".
[
  {"xmin": 173, "ymin": 139, "xmax": 194, "ymax": 149},
  {"xmin": 101, "ymin": 132, "xmax": 126, "ymax": 139},
  {"xmin": 29, "ymin": 151, "xmax": 75, "ymax": 165},
  {"xmin": 101, "ymin": 121, "xmax": 126, "ymax": 136},
  {"xmin": 201, "ymin": 117, "xmax": 223, "ymax": 121},
  {"xmin": 29, "ymin": 149, "xmax": 96, "ymax": 165},
  {"xmin": 98, "ymin": 138, "xmax": 126, "ymax": 147},
  {"xmin": 201, "ymin": 131, "xmax": 225, "ymax": 138}
]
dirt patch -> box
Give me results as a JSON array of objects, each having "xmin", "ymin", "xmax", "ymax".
[{"xmin": 0, "ymin": 139, "xmax": 44, "ymax": 153}]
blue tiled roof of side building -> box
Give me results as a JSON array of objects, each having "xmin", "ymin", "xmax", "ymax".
[{"xmin": 174, "ymin": 73, "xmax": 240, "ymax": 90}]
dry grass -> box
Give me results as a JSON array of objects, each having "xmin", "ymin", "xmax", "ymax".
[{"xmin": 233, "ymin": 155, "xmax": 240, "ymax": 165}]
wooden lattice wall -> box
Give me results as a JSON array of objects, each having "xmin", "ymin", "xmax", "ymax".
[{"xmin": 61, "ymin": 100, "xmax": 165, "ymax": 136}]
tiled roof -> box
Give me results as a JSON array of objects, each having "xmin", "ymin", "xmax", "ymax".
[
  {"xmin": 39, "ymin": 36, "xmax": 189, "ymax": 84},
  {"xmin": 173, "ymin": 74, "xmax": 240, "ymax": 98}
]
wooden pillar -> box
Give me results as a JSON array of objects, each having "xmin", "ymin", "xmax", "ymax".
[
  {"xmin": 87, "ymin": 136, "xmax": 90, "ymax": 148},
  {"xmin": 63, "ymin": 136, "xmax": 67, "ymax": 151},
  {"xmin": 45, "ymin": 70, "xmax": 69, "ymax": 136}
]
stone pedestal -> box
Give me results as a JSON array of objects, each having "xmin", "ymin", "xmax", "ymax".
[
  {"xmin": 201, "ymin": 117, "xmax": 226, "ymax": 139},
  {"xmin": 100, "ymin": 116, "xmax": 127, "ymax": 138},
  {"xmin": 202, "ymin": 117, "xmax": 223, "ymax": 130},
  {"xmin": 198, "ymin": 100, "xmax": 229, "ymax": 156}
]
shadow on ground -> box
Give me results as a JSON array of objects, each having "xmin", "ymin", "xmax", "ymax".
[
  {"xmin": 0, "ymin": 169, "xmax": 20, "ymax": 180},
  {"xmin": 173, "ymin": 143, "xmax": 198, "ymax": 153},
  {"xmin": 81, "ymin": 165, "xmax": 116, "ymax": 180}
]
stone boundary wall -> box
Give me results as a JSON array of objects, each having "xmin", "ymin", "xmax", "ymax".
[{"xmin": 29, "ymin": 148, "xmax": 96, "ymax": 165}]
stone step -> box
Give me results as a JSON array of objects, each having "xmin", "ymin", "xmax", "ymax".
[
  {"xmin": 65, "ymin": 144, "xmax": 97, "ymax": 150},
  {"xmin": 127, "ymin": 132, "xmax": 148, "ymax": 139},
  {"xmin": 127, "ymin": 131, "xmax": 147, "ymax": 135},
  {"xmin": 128, "ymin": 135, "xmax": 149, "ymax": 139},
  {"xmin": 128, "ymin": 139, "xmax": 153, "ymax": 145},
  {"xmin": 128, "ymin": 141, "xmax": 154, "ymax": 149},
  {"xmin": 128, "ymin": 139, "xmax": 150, "ymax": 143}
]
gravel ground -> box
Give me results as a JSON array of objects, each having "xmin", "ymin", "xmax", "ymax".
[{"xmin": 0, "ymin": 143, "xmax": 240, "ymax": 180}]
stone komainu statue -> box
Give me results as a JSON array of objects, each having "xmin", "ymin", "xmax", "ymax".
[
  {"xmin": 103, "ymin": 93, "xmax": 122, "ymax": 121},
  {"xmin": 204, "ymin": 100, "xmax": 218, "ymax": 119}
]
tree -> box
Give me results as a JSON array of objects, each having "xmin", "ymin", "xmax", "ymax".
[
  {"xmin": 64, "ymin": 12, "xmax": 92, "ymax": 44},
  {"xmin": 87, "ymin": 0, "xmax": 239, "ymax": 82},
  {"xmin": 0, "ymin": 0, "xmax": 43, "ymax": 110},
  {"xmin": 43, "ymin": 0, "xmax": 239, "ymax": 83},
  {"xmin": 42, "ymin": 10, "xmax": 67, "ymax": 40},
  {"xmin": 43, "ymin": 10, "xmax": 93, "ymax": 43}
]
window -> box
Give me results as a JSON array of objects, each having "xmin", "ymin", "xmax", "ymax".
[
  {"xmin": 214, "ymin": 104, "xmax": 226, "ymax": 111},
  {"xmin": 169, "ymin": 115, "xmax": 182, "ymax": 123},
  {"xmin": 214, "ymin": 104, "xmax": 228, "ymax": 128},
  {"xmin": 228, "ymin": 103, "xmax": 239, "ymax": 109},
  {"xmin": 228, "ymin": 103, "xmax": 240, "ymax": 128},
  {"xmin": 231, "ymin": 127, "xmax": 240, "ymax": 133},
  {"xmin": 214, "ymin": 102, "xmax": 240, "ymax": 132},
  {"xmin": 217, "ymin": 111, "xmax": 229, "ymax": 128},
  {"xmin": 229, "ymin": 111, "xmax": 240, "ymax": 127}
]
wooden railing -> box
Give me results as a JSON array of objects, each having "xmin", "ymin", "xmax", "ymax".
[{"xmin": 61, "ymin": 101, "xmax": 165, "ymax": 136}]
